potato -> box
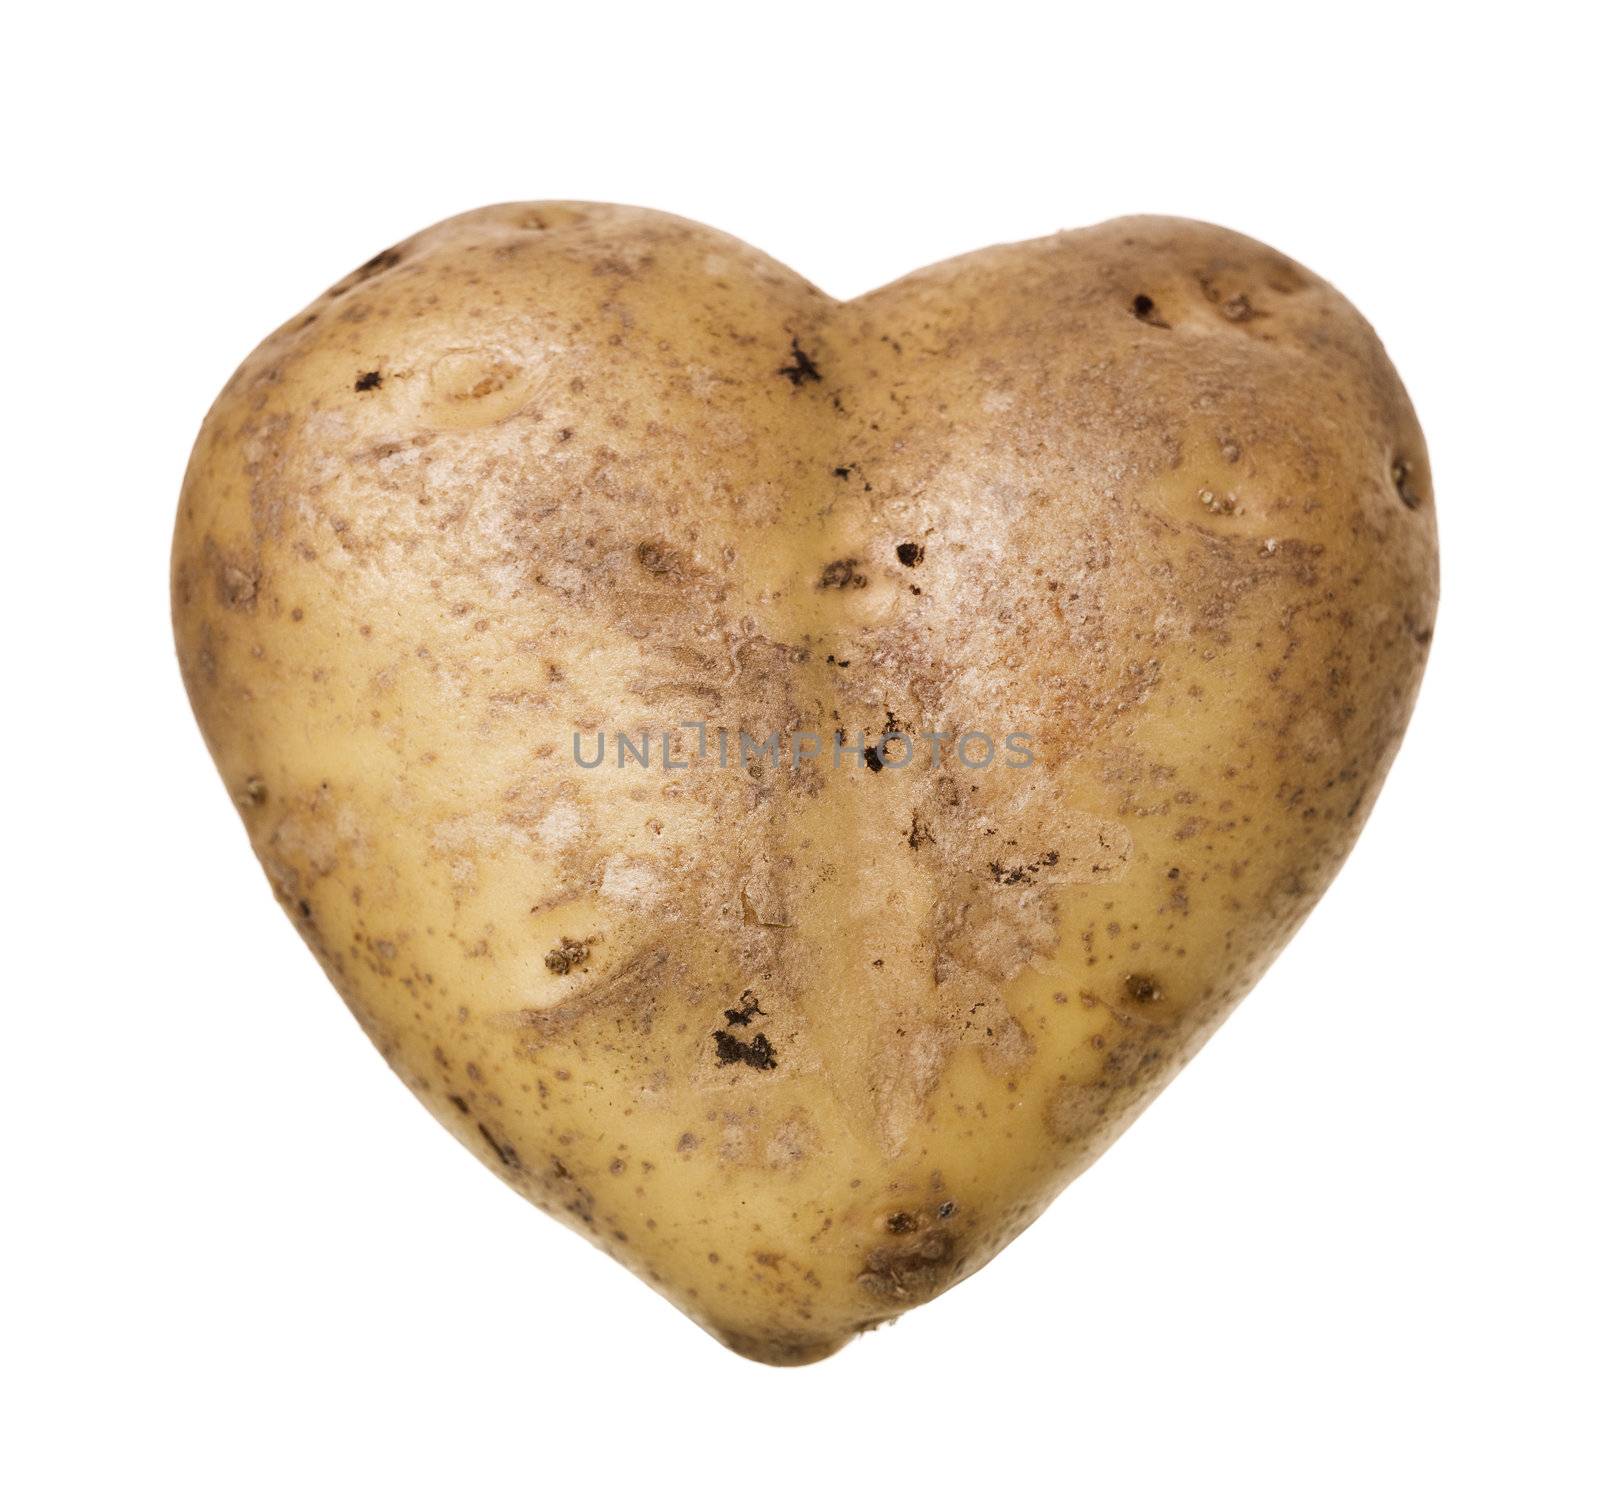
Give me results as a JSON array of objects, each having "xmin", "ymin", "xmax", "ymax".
[{"xmin": 172, "ymin": 204, "xmax": 1436, "ymax": 1363}]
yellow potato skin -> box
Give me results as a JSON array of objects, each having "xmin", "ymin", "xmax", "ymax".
[{"xmin": 173, "ymin": 205, "xmax": 1437, "ymax": 1363}]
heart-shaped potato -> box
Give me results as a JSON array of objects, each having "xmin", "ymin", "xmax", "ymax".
[{"xmin": 173, "ymin": 205, "xmax": 1436, "ymax": 1362}]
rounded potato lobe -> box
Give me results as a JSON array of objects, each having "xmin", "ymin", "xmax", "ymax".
[{"xmin": 172, "ymin": 205, "xmax": 1437, "ymax": 1363}]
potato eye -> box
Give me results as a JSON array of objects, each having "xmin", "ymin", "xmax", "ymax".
[
  {"xmin": 1392, "ymin": 459, "xmax": 1423, "ymax": 509},
  {"xmin": 1131, "ymin": 294, "xmax": 1169, "ymax": 328}
]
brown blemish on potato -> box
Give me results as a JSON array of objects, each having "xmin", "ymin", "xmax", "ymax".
[
  {"xmin": 1123, "ymin": 973, "xmax": 1162, "ymax": 1004},
  {"xmin": 858, "ymin": 1225, "xmax": 960, "ymax": 1303},
  {"xmin": 818, "ymin": 557, "xmax": 867, "ymax": 590},
  {"xmin": 776, "ymin": 337, "xmax": 822, "ymax": 386},
  {"xmin": 421, "ymin": 348, "xmax": 537, "ymax": 428},
  {"xmin": 1045, "ymin": 1010, "xmax": 1172, "ymax": 1153},
  {"xmin": 324, "ymin": 246, "xmax": 405, "ymax": 301},
  {"xmin": 1131, "ymin": 293, "xmax": 1170, "ymax": 328},
  {"xmin": 205, "ymin": 538, "xmax": 258, "ymax": 612},
  {"xmin": 713, "ymin": 1029, "xmax": 778, "ymax": 1070},
  {"xmin": 1392, "ymin": 458, "xmax": 1424, "ymax": 509},
  {"xmin": 635, "ymin": 539, "xmax": 691, "ymax": 578},
  {"xmin": 543, "ymin": 936, "xmax": 591, "ymax": 975},
  {"xmin": 356, "ymin": 246, "xmax": 403, "ymax": 279},
  {"xmin": 477, "ymin": 1122, "xmax": 521, "ymax": 1170},
  {"xmin": 1197, "ymin": 271, "xmax": 1266, "ymax": 324},
  {"xmin": 723, "ymin": 991, "xmax": 764, "ymax": 1026}
]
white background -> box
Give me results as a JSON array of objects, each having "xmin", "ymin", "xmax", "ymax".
[{"xmin": 5, "ymin": 4, "xmax": 1595, "ymax": 1486}]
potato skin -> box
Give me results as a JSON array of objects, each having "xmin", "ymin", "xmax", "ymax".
[{"xmin": 172, "ymin": 205, "xmax": 1436, "ymax": 1363}]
